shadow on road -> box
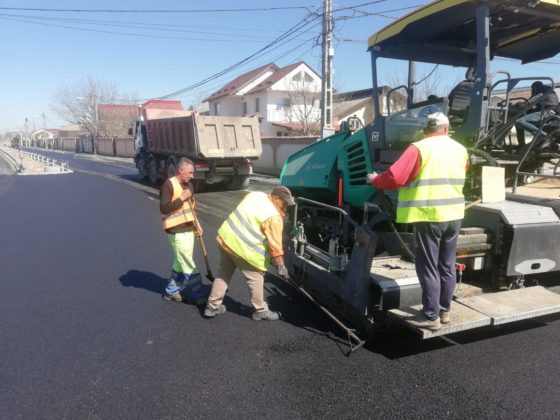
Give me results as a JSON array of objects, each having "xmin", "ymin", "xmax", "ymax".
[
  {"xmin": 366, "ymin": 315, "xmax": 559, "ymax": 359},
  {"xmin": 263, "ymin": 274, "xmax": 361, "ymax": 354},
  {"xmin": 263, "ymin": 273, "xmax": 560, "ymax": 358},
  {"xmin": 119, "ymin": 269, "xmax": 167, "ymax": 294}
]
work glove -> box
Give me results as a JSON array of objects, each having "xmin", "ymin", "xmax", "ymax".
[
  {"xmin": 366, "ymin": 172, "xmax": 378, "ymax": 184},
  {"xmin": 277, "ymin": 265, "xmax": 289, "ymax": 280}
]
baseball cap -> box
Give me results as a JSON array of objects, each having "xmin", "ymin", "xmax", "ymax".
[
  {"xmin": 426, "ymin": 112, "xmax": 449, "ymax": 127},
  {"xmin": 272, "ymin": 186, "xmax": 296, "ymax": 206}
]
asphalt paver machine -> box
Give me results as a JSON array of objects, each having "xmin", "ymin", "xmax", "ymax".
[{"xmin": 280, "ymin": 0, "xmax": 560, "ymax": 350}]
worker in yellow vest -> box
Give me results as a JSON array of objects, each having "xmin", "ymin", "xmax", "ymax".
[
  {"xmin": 367, "ymin": 112, "xmax": 469, "ymax": 331},
  {"xmin": 160, "ymin": 158, "xmax": 206, "ymax": 305},
  {"xmin": 204, "ymin": 186, "xmax": 295, "ymax": 321}
]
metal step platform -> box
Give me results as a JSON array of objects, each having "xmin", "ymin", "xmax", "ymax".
[{"xmin": 388, "ymin": 286, "xmax": 560, "ymax": 339}]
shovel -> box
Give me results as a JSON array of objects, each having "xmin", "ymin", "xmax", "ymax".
[{"xmin": 187, "ymin": 199, "xmax": 215, "ymax": 281}]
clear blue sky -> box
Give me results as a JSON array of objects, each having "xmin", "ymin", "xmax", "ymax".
[{"xmin": 1, "ymin": 0, "xmax": 559, "ymax": 133}]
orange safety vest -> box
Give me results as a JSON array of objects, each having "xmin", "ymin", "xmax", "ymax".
[{"xmin": 162, "ymin": 177, "xmax": 195, "ymax": 231}]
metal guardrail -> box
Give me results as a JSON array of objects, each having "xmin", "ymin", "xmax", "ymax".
[
  {"xmin": 0, "ymin": 145, "xmax": 71, "ymax": 173},
  {"xmin": 21, "ymin": 150, "xmax": 71, "ymax": 172}
]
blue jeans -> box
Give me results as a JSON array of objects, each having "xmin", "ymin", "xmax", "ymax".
[{"xmin": 515, "ymin": 110, "xmax": 555, "ymax": 145}]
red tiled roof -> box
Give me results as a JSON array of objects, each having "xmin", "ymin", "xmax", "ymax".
[
  {"xmin": 204, "ymin": 63, "xmax": 278, "ymax": 102},
  {"xmin": 141, "ymin": 100, "xmax": 183, "ymax": 110},
  {"xmin": 245, "ymin": 61, "xmax": 315, "ymax": 95}
]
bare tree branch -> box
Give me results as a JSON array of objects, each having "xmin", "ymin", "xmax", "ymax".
[
  {"xmin": 50, "ymin": 76, "xmax": 136, "ymax": 151},
  {"xmin": 281, "ymin": 76, "xmax": 321, "ymax": 136}
]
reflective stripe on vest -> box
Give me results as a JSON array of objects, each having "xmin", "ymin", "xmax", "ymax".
[
  {"xmin": 162, "ymin": 177, "xmax": 195, "ymax": 230},
  {"xmin": 218, "ymin": 192, "xmax": 280, "ymax": 271},
  {"xmin": 396, "ymin": 135, "xmax": 468, "ymax": 223}
]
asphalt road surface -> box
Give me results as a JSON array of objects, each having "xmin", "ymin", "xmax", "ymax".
[{"xmin": 1, "ymin": 162, "xmax": 560, "ymax": 419}]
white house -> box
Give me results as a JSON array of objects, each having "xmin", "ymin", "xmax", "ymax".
[{"xmin": 204, "ymin": 62, "xmax": 322, "ymax": 137}]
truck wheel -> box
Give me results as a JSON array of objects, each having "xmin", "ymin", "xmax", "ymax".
[
  {"xmin": 226, "ymin": 175, "xmax": 250, "ymax": 190},
  {"xmin": 191, "ymin": 179, "xmax": 206, "ymax": 193},
  {"xmin": 136, "ymin": 157, "xmax": 148, "ymax": 179},
  {"xmin": 148, "ymin": 158, "xmax": 159, "ymax": 185},
  {"xmin": 166, "ymin": 158, "xmax": 177, "ymax": 179}
]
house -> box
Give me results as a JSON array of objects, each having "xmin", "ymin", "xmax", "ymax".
[
  {"xmin": 58, "ymin": 124, "xmax": 88, "ymax": 138},
  {"xmin": 333, "ymin": 87, "xmax": 407, "ymax": 131},
  {"xmin": 31, "ymin": 128, "xmax": 60, "ymax": 148},
  {"xmin": 204, "ymin": 61, "xmax": 322, "ymax": 137},
  {"xmin": 139, "ymin": 99, "xmax": 192, "ymax": 120},
  {"xmin": 32, "ymin": 128, "xmax": 59, "ymax": 141},
  {"xmin": 98, "ymin": 104, "xmax": 139, "ymax": 138}
]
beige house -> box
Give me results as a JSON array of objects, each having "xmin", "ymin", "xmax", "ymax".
[
  {"xmin": 333, "ymin": 87, "xmax": 407, "ymax": 131},
  {"xmin": 204, "ymin": 61, "xmax": 322, "ymax": 137}
]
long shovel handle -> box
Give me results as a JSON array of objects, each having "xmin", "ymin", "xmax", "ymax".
[{"xmin": 187, "ymin": 199, "xmax": 215, "ymax": 281}]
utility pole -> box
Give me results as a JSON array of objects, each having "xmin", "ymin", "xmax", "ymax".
[
  {"xmin": 24, "ymin": 117, "xmax": 29, "ymax": 147},
  {"xmin": 320, "ymin": 0, "xmax": 334, "ymax": 139}
]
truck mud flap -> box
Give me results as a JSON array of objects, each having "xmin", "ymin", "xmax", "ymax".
[{"xmin": 388, "ymin": 286, "xmax": 560, "ymax": 339}]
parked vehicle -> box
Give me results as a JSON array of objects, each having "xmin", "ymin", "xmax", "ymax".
[{"xmin": 132, "ymin": 109, "xmax": 262, "ymax": 190}]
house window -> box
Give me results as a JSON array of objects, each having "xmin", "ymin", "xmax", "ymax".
[
  {"xmin": 243, "ymin": 102, "xmax": 247, "ymax": 115},
  {"xmin": 213, "ymin": 102, "xmax": 220, "ymax": 115},
  {"xmin": 292, "ymin": 71, "xmax": 314, "ymax": 83},
  {"xmin": 283, "ymin": 98, "xmax": 292, "ymax": 108},
  {"xmin": 255, "ymin": 97, "xmax": 260, "ymax": 113},
  {"xmin": 276, "ymin": 132, "xmax": 283, "ymax": 137}
]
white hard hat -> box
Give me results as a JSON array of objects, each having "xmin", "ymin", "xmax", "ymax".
[{"xmin": 427, "ymin": 112, "xmax": 449, "ymax": 126}]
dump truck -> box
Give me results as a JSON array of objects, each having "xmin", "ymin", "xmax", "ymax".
[
  {"xmin": 280, "ymin": 0, "xmax": 560, "ymax": 351},
  {"xmin": 133, "ymin": 108, "xmax": 262, "ymax": 190}
]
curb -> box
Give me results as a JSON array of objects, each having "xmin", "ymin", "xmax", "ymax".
[{"xmin": 0, "ymin": 147, "xmax": 18, "ymax": 173}]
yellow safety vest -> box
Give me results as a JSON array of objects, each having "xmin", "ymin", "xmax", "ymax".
[
  {"xmin": 218, "ymin": 192, "xmax": 280, "ymax": 271},
  {"xmin": 162, "ymin": 176, "xmax": 195, "ymax": 231},
  {"xmin": 396, "ymin": 135, "xmax": 468, "ymax": 223}
]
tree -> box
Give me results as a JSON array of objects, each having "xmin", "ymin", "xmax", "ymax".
[
  {"xmin": 281, "ymin": 75, "xmax": 321, "ymax": 136},
  {"xmin": 51, "ymin": 76, "xmax": 136, "ymax": 153}
]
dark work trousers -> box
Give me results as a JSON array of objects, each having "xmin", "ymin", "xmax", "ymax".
[{"xmin": 414, "ymin": 220, "xmax": 462, "ymax": 320}]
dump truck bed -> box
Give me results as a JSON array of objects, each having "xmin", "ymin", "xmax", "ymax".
[{"xmin": 146, "ymin": 114, "xmax": 262, "ymax": 159}]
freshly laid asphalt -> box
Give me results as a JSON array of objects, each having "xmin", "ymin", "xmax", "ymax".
[{"xmin": 1, "ymin": 169, "xmax": 560, "ymax": 419}]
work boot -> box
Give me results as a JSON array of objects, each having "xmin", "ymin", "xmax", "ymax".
[
  {"xmin": 204, "ymin": 304, "xmax": 226, "ymax": 318},
  {"xmin": 251, "ymin": 309, "xmax": 280, "ymax": 321},
  {"xmin": 162, "ymin": 291, "xmax": 183, "ymax": 302},
  {"xmin": 440, "ymin": 311, "xmax": 450, "ymax": 324},
  {"xmin": 408, "ymin": 314, "xmax": 441, "ymax": 331}
]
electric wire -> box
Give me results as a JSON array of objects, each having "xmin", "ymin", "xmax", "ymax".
[
  {"xmin": 0, "ymin": 12, "xmax": 310, "ymax": 40},
  {"xmin": 0, "ymin": 5, "xmax": 318, "ymax": 13},
  {"xmin": 156, "ymin": 14, "xmax": 323, "ymax": 99},
  {"xmin": 156, "ymin": 1, "xmax": 390, "ymax": 100},
  {"xmin": 0, "ymin": 15, "xmax": 295, "ymax": 43}
]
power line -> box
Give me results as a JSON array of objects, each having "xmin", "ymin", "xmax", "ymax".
[
  {"xmin": 157, "ymin": 14, "xmax": 323, "ymax": 99},
  {"xmin": 0, "ymin": 12, "xmax": 305, "ymax": 35},
  {"xmin": 0, "ymin": 5, "xmax": 317, "ymax": 13},
  {"xmin": 0, "ymin": 15, "xmax": 303, "ymax": 43},
  {"xmin": 158, "ymin": 1, "xmax": 396, "ymax": 99},
  {"xmin": 334, "ymin": 4, "xmax": 423, "ymax": 21}
]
